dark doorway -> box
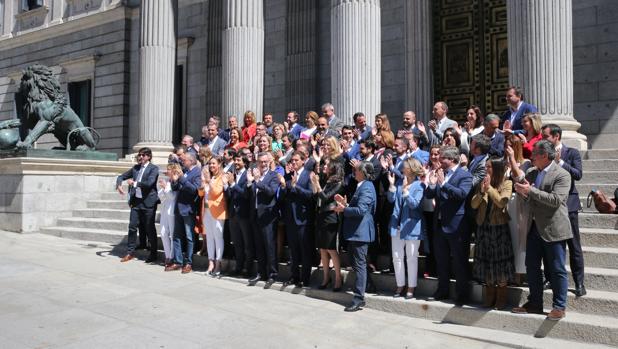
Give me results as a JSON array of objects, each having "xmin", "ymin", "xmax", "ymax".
[{"xmin": 68, "ymin": 80, "xmax": 92, "ymax": 127}]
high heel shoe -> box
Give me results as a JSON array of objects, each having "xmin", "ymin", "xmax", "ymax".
[
  {"xmin": 393, "ymin": 287, "xmax": 404, "ymax": 298},
  {"xmin": 332, "ymin": 281, "xmax": 343, "ymax": 292},
  {"xmin": 317, "ymin": 279, "xmax": 331, "ymax": 290}
]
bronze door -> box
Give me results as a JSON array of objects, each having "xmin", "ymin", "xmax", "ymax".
[{"xmin": 433, "ymin": 0, "xmax": 509, "ymax": 121}]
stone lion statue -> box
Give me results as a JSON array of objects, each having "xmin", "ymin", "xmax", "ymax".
[{"xmin": 13, "ymin": 64, "xmax": 97, "ymax": 150}]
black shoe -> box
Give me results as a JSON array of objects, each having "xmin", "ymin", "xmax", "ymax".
[
  {"xmin": 454, "ymin": 297, "xmax": 468, "ymax": 307},
  {"xmin": 429, "ymin": 291, "xmax": 449, "ymax": 301},
  {"xmin": 317, "ymin": 279, "xmax": 331, "ymax": 290},
  {"xmin": 283, "ymin": 278, "xmax": 299, "ymax": 287},
  {"xmin": 136, "ymin": 244, "xmax": 148, "ymax": 250},
  {"xmin": 366, "ymin": 283, "xmax": 377, "ymax": 294},
  {"xmin": 248, "ymin": 274, "xmax": 262, "ymax": 285},
  {"xmin": 145, "ymin": 255, "xmax": 157, "ymax": 263},
  {"xmin": 264, "ymin": 278, "xmax": 275, "ymax": 289},
  {"xmin": 574, "ymin": 284, "xmax": 587, "ymax": 297},
  {"xmin": 344, "ymin": 301, "xmax": 366, "ymax": 312},
  {"xmin": 543, "ymin": 280, "xmax": 551, "ymax": 290}
]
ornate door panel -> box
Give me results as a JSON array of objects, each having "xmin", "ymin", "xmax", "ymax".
[{"xmin": 433, "ymin": 0, "xmax": 508, "ymax": 121}]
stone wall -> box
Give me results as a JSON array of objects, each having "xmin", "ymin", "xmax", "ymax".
[
  {"xmin": 0, "ymin": 7, "xmax": 132, "ymax": 156},
  {"xmin": 573, "ymin": 0, "xmax": 618, "ymax": 149},
  {"xmin": 380, "ymin": 0, "xmax": 406, "ymax": 129}
]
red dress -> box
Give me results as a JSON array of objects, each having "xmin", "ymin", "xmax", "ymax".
[
  {"xmin": 522, "ymin": 133, "xmax": 543, "ymax": 159},
  {"xmin": 242, "ymin": 124, "xmax": 256, "ymax": 144}
]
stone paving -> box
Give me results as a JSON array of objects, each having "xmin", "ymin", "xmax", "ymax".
[{"xmin": 0, "ymin": 232, "xmax": 608, "ymax": 349}]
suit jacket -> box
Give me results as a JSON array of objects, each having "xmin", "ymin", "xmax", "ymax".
[
  {"xmin": 387, "ymin": 180, "xmax": 425, "ymax": 240},
  {"xmin": 410, "ymin": 149, "xmax": 430, "ymax": 166},
  {"xmin": 207, "ymin": 136, "xmax": 227, "ymax": 156},
  {"xmin": 357, "ymin": 126, "xmax": 373, "ymax": 141},
  {"xmin": 328, "ymin": 115, "xmax": 344, "ymax": 133},
  {"xmin": 428, "ymin": 117, "xmax": 457, "ymax": 145},
  {"xmin": 560, "ymin": 145, "xmax": 583, "ymax": 212},
  {"xmin": 281, "ymin": 169, "xmax": 314, "ymax": 226},
  {"xmin": 228, "ymin": 169, "xmax": 250, "ymax": 219},
  {"xmin": 488, "ymin": 131, "xmax": 505, "ymax": 157},
  {"xmin": 501, "ymin": 102, "xmax": 538, "ymax": 131},
  {"xmin": 219, "ymin": 128, "xmax": 231, "ymax": 142},
  {"xmin": 116, "ymin": 163, "xmax": 159, "ymax": 209},
  {"xmin": 250, "ymin": 170, "xmax": 280, "ymax": 225},
  {"xmin": 172, "ymin": 165, "xmax": 202, "ymax": 216},
  {"xmin": 467, "ymin": 154, "xmax": 488, "ymax": 189},
  {"xmin": 289, "ymin": 123, "xmax": 304, "ymax": 139},
  {"xmin": 342, "ymin": 180, "xmax": 377, "ymax": 242},
  {"xmin": 425, "ymin": 166, "xmax": 473, "ymax": 234},
  {"xmin": 523, "ymin": 162, "xmax": 573, "ymax": 242}
]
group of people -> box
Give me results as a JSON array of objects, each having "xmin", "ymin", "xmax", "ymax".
[{"xmin": 116, "ymin": 86, "xmax": 585, "ymax": 317}]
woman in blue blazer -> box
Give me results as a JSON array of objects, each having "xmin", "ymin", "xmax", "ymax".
[{"xmin": 387, "ymin": 158, "xmax": 426, "ymax": 299}]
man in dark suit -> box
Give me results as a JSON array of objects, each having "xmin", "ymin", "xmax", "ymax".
[
  {"xmin": 226, "ymin": 152, "xmax": 253, "ymax": 276},
  {"xmin": 425, "ymin": 145, "xmax": 473, "ymax": 305},
  {"xmin": 285, "ymin": 111, "xmax": 304, "ymax": 140},
  {"xmin": 247, "ymin": 152, "xmax": 281, "ymax": 287},
  {"xmin": 481, "ymin": 114, "xmax": 504, "ymax": 158},
  {"xmin": 334, "ymin": 161, "xmax": 377, "ymax": 312},
  {"xmin": 502, "ymin": 86, "xmax": 538, "ymax": 132},
  {"xmin": 280, "ymin": 151, "xmax": 315, "ymax": 287},
  {"xmin": 116, "ymin": 147, "xmax": 159, "ymax": 263},
  {"xmin": 315, "ymin": 116, "xmax": 340, "ymax": 140},
  {"xmin": 542, "ymin": 124, "xmax": 586, "ymax": 297},
  {"xmin": 203, "ymin": 124, "xmax": 227, "ymax": 156},
  {"xmin": 165, "ymin": 152, "xmax": 202, "ymax": 274},
  {"xmin": 512, "ymin": 140, "xmax": 573, "ymax": 320},
  {"xmin": 353, "ymin": 112, "xmax": 372, "ymax": 141}
]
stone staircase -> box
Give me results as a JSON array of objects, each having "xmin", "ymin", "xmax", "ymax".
[{"xmin": 38, "ymin": 149, "xmax": 618, "ymax": 346}]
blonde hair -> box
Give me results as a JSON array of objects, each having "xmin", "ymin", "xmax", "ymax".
[
  {"xmin": 198, "ymin": 146, "xmax": 212, "ymax": 166},
  {"xmin": 305, "ymin": 111, "xmax": 319, "ymax": 128},
  {"xmin": 323, "ymin": 136, "xmax": 342, "ymax": 159},
  {"xmin": 375, "ymin": 113, "xmax": 392, "ymax": 132},
  {"xmin": 378, "ymin": 129, "xmax": 395, "ymax": 148},
  {"xmin": 403, "ymin": 158, "xmax": 424, "ymax": 178},
  {"xmin": 244, "ymin": 110, "xmax": 256, "ymax": 126},
  {"xmin": 523, "ymin": 112, "xmax": 542, "ymax": 136},
  {"xmin": 167, "ymin": 163, "xmax": 182, "ymax": 175}
]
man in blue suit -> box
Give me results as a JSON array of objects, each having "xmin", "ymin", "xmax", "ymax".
[
  {"xmin": 425, "ymin": 146, "xmax": 473, "ymax": 305},
  {"xmin": 335, "ymin": 162, "xmax": 377, "ymax": 312},
  {"xmin": 502, "ymin": 86, "xmax": 538, "ymax": 132},
  {"xmin": 166, "ymin": 152, "xmax": 202, "ymax": 274},
  {"xmin": 226, "ymin": 152, "xmax": 253, "ymax": 277},
  {"xmin": 542, "ymin": 124, "xmax": 586, "ymax": 297},
  {"xmin": 204, "ymin": 124, "xmax": 227, "ymax": 156},
  {"xmin": 280, "ymin": 151, "xmax": 315, "ymax": 287},
  {"xmin": 116, "ymin": 147, "xmax": 159, "ymax": 263},
  {"xmin": 286, "ymin": 111, "xmax": 304, "ymax": 140},
  {"xmin": 247, "ymin": 152, "xmax": 281, "ymax": 287},
  {"xmin": 353, "ymin": 112, "xmax": 372, "ymax": 141}
]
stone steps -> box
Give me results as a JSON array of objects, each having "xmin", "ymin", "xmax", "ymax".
[
  {"xmin": 87, "ymin": 199, "xmax": 132, "ymax": 210},
  {"xmin": 582, "ymin": 149, "xmax": 618, "ymax": 160},
  {"xmin": 580, "ymin": 227, "xmax": 618, "ymax": 248},
  {"xmin": 582, "ymin": 159, "xmax": 618, "ymax": 171},
  {"xmin": 579, "ymin": 212, "xmax": 618, "ymax": 229},
  {"xmin": 56, "ymin": 217, "xmax": 162, "ymax": 233},
  {"xmin": 576, "ymin": 184, "xmax": 616, "ymax": 197},
  {"xmin": 579, "ymin": 170, "xmax": 618, "ymax": 184},
  {"xmin": 73, "ymin": 208, "xmax": 161, "ymax": 221},
  {"xmin": 579, "ymin": 246, "xmax": 618, "ymax": 269}
]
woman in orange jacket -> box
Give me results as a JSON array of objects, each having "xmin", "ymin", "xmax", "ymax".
[{"xmin": 202, "ymin": 156, "xmax": 228, "ymax": 277}]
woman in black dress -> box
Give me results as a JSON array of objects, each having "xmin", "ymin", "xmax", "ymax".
[{"xmin": 310, "ymin": 160, "xmax": 344, "ymax": 291}]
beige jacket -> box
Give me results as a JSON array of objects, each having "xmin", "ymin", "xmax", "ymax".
[{"xmin": 471, "ymin": 180, "xmax": 512, "ymax": 226}]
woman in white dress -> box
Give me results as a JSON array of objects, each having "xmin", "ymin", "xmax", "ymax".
[
  {"xmin": 505, "ymin": 135, "xmax": 531, "ymax": 285},
  {"xmin": 459, "ymin": 105, "xmax": 485, "ymax": 155}
]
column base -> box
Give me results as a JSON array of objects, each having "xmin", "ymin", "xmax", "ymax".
[
  {"xmin": 130, "ymin": 142, "xmax": 174, "ymax": 165},
  {"xmin": 542, "ymin": 117, "xmax": 588, "ymax": 150}
]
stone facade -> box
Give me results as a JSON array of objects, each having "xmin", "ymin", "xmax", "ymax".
[{"xmin": 0, "ymin": 0, "xmax": 616, "ymax": 156}]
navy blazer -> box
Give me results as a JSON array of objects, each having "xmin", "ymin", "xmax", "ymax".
[
  {"xmin": 358, "ymin": 126, "xmax": 373, "ymax": 141},
  {"xmin": 250, "ymin": 170, "xmax": 280, "ymax": 225},
  {"xmin": 488, "ymin": 131, "xmax": 505, "ymax": 158},
  {"xmin": 289, "ymin": 123, "xmax": 304, "ymax": 139},
  {"xmin": 172, "ymin": 165, "xmax": 202, "ymax": 216},
  {"xmin": 116, "ymin": 163, "xmax": 159, "ymax": 209},
  {"xmin": 281, "ymin": 169, "xmax": 314, "ymax": 226},
  {"xmin": 560, "ymin": 145, "xmax": 583, "ymax": 212},
  {"xmin": 228, "ymin": 170, "xmax": 250, "ymax": 218},
  {"xmin": 501, "ymin": 102, "xmax": 538, "ymax": 131},
  {"xmin": 425, "ymin": 166, "xmax": 473, "ymax": 234},
  {"xmin": 342, "ymin": 181, "xmax": 377, "ymax": 242}
]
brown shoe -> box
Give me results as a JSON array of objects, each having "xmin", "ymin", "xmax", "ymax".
[
  {"xmin": 120, "ymin": 254, "xmax": 134, "ymax": 262},
  {"xmin": 181, "ymin": 265, "xmax": 192, "ymax": 274},
  {"xmin": 547, "ymin": 308, "xmax": 565, "ymax": 321},
  {"xmin": 483, "ymin": 285, "xmax": 496, "ymax": 308},
  {"xmin": 165, "ymin": 263, "xmax": 182, "ymax": 272},
  {"xmin": 512, "ymin": 302, "xmax": 543, "ymax": 315},
  {"xmin": 494, "ymin": 286, "xmax": 508, "ymax": 310}
]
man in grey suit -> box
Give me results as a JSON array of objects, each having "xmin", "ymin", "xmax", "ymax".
[
  {"xmin": 205, "ymin": 123, "xmax": 227, "ymax": 156},
  {"xmin": 427, "ymin": 101, "xmax": 457, "ymax": 145},
  {"xmin": 321, "ymin": 102, "xmax": 344, "ymax": 133},
  {"xmin": 512, "ymin": 140, "xmax": 573, "ymax": 321}
]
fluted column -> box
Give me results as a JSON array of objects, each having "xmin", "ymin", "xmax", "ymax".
[
  {"xmin": 404, "ymin": 0, "xmax": 433, "ymax": 123},
  {"xmin": 222, "ymin": 0, "xmax": 264, "ymax": 123},
  {"xmin": 507, "ymin": 0, "xmax": 587, "ymax": 149},
  {"xmin": 331, "ymin": 0, "xmax": 381, "ymax": 125},
  {"xmin": 133, "ymin": 0, "xmax": 176, "ymax": 155}
]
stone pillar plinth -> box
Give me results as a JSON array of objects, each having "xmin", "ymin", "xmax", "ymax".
[
  {"xmin": 331, "ymin": 0, "xmax": 381, "ymax": 125},
  {"xmin": 132, "ymin": 0, "xmax": 176, "ymax": 159},
  {"xmin": 507, "ymin": 0, "xmax": 587, "ymax": 149},
  {"xmin": 405, "ymin": 0, "xmax": 433, "ymax": 123},
  {"xmin": 222, "ymin": 0, "xmax": 264, "ymax": 123}
]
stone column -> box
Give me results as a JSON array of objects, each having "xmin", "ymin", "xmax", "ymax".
[
  {"xmin": 404, "ymin": 0, "xmax": 433, "ymax": 123},
  {"xmin": 507, "ymin": 0, "xmax": 587, "ymax": 149},
  {"xmin": 1, "ymin": 0, "xmax": 14, "ymax": 38},
  {"xmin": 222, "ymin": 0, "xmax": 264, "ymax": 123},
  {"xmin": 133, "ymin": 0, "xmax": 176, "ymax": 157},
  {"xmin": 331, "ymin": 0, "xmax": 381, "ymax": 125}
]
